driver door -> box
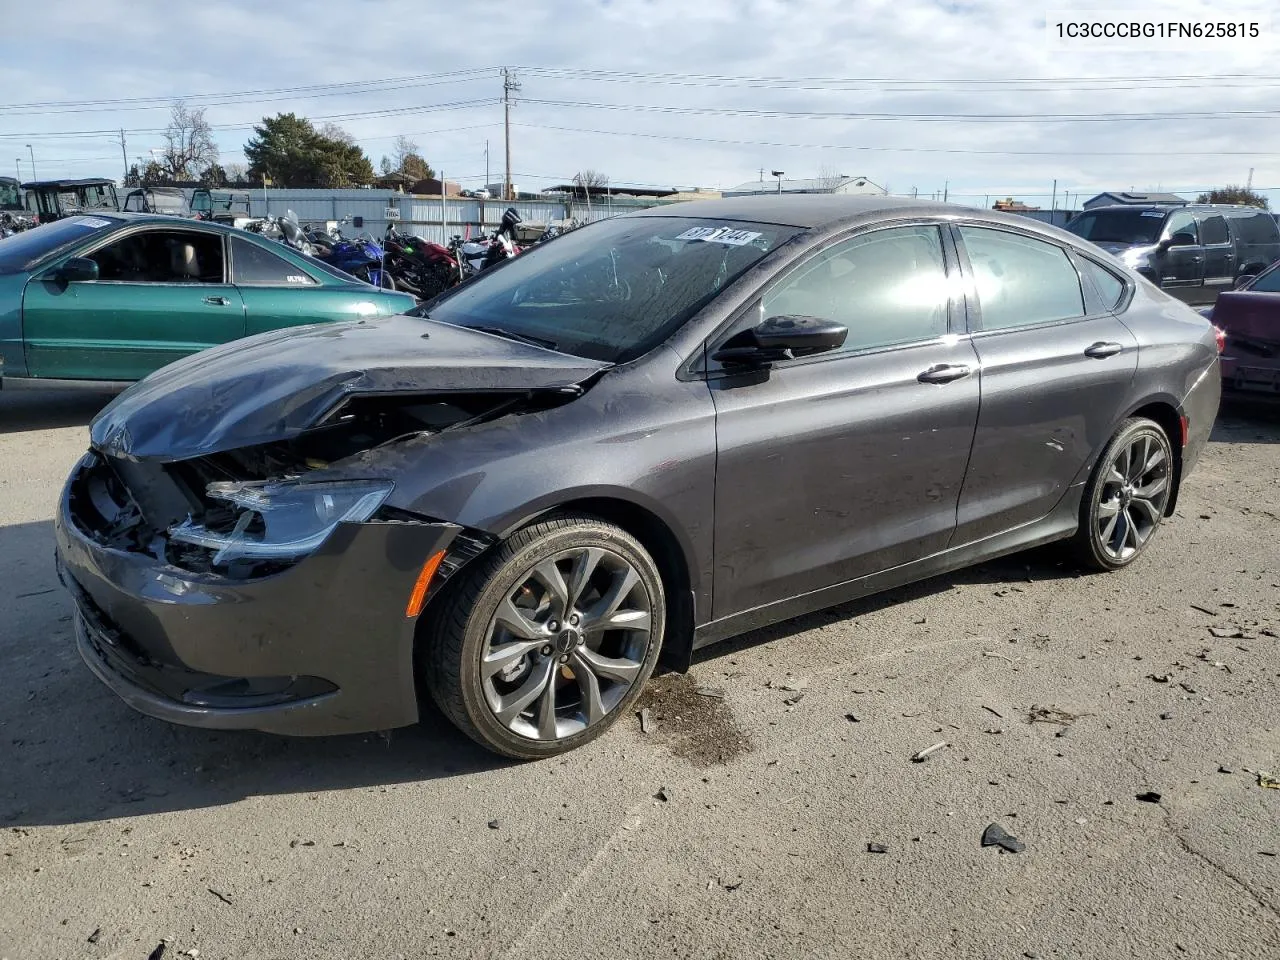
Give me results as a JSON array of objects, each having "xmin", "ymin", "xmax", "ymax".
[
  {"xmin": 22, "ymin": 226, "xmax": 244, "ymax": 381},
  {"xmin": 1158, "ymin": 209, "xmax": 1205, "ymax": 289},
  {"xmin": 709, "ymin": 223, "xmax": 981, "ymax": 619}
]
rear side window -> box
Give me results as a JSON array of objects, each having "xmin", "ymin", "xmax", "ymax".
[
  {"xmin": 958, "ymin": 227, "xmax": 1085, "ymax": 330},
  {"xmin": 1231, "ymin": 212, "xmax": 1280, "ymax": 245},
  {"xmin": 1200, "ymin": 215, "xmax": 1229, "ymax": 245},
  {"xmin": 761, "ymin": 225, "xmax": 951, "ymax": 354},
  {"xmin": 231, "ymin": 236, "xmax": 316, "ymax": 285},
  {"xmin": 1078, "ymin": 257, "xmax": 1126, "ymax": 310}
]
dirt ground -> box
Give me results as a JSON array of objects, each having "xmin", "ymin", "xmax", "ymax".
[{"xmin": 1, "ymin": 388, "xmax": 1277, "ymax": 960}]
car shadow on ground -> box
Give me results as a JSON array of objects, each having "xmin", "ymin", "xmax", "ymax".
[
  {"xmin": 0, "ymin": 387, "xmax": 121, "ymax": 434},
  {"xmin": 1214, "ymin": 406, "xmax": 1280, "ymax": 442}
]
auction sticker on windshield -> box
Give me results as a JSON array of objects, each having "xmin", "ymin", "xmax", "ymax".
[{"xmin": 675, "ymin": 226, "xmax": 763, "ymax": 245}]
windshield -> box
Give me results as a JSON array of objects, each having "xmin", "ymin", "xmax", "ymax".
[
  {"xmin": 1066, "ymin": 209, "xmax": 1167, "ymax": 245},
  {"xmin": 1249, "ymin": 260, "xmax": 1280, "ymax": 293},
  {"xmin": 0, "ymin": 215, "xmax": 116, "ymax": 273},
  {"xmin": 0, "ymin": 178, "xmax": 21, "ymax": 211},
  {"xmin": 150, "ymin": 192, "xmax": 186, "ymax": 214},
  {"xmin": 419, "ymin": 216, "xmax": 801, "ymax": 363}
]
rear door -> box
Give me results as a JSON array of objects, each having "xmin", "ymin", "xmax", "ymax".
[
  {"xmin": 229, "ymin": 235, "xmax": 388, "ymax": 335},
  {"xmin": 950, "ymin": 224, "xmax": 1138, "ymax": 544},
  {"xmin": 22, "ymin": 225, "xmax": 244, "ymax": 381},
  {"xmin": 710, "ymin": 222, "xmax": 980, "ymax": 618}
]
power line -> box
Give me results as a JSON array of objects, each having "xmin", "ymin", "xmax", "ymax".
[
  {"xmin": 513, "ymin": 121, "xmax": 1280, "ymax": 158},
  {"xmin": 520, "ymin": 97, "xmax": 1280, "ymax": 123}
]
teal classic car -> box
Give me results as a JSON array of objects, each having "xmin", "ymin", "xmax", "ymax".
[{"xmin": 0, "ymin": 213, "xmax": 415, "ymax": 385}]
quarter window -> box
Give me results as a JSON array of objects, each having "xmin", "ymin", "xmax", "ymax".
[
  {"xmin": 231, "ymin": 236, "xmax": 316, "ymax": 285},
  {"xmin": 1200, "ymin": 215, "xmax": 1229, "ymax": 246},
  {"xmin": 1078, "ymin": 257, "xmax": 1126, "ymax": 310},
  {"xmin": 760, "ymin": 225, "xmax": 951, "ymax": 354},
  {"xmin": 958, "ymin": 227, "xmax": 1085, "ymax": 330},
  {"xmin": 89, "ymin": 230, "xmax": 225, "ymax": 284}
]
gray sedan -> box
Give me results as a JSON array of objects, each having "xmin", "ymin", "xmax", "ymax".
[{"xmin": 55, "ymin": 195, "xmax": 1220, "ymax": 758}]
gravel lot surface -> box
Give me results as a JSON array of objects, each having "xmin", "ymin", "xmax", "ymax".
[{"xmin": 1, "ymin": 388, "xmax": 1277, "ymax": 960}]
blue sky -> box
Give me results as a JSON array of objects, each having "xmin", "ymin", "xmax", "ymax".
[{"xmin": 3, "ymin": 0, "xmax": 1279, "ymax": 207}]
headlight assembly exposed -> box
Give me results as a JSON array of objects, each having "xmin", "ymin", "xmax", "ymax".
[{"xmin": 169, "ymin": 479, "xmax": 393, "ymax": 564}]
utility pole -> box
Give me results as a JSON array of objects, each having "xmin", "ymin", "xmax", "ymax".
[
  {"xmin": 1247, "ymin": 167, "xmax": 1255, "ymax": 190},
  {"xmin": 119, "ymin": 129, "xmax": 128, "ymax": 183},
  {"xmin": 943, "ymin": 181, "xmax": 949, "ymax": 203},
  {"xmin": 502, "ymin": 68, "xmax": 520, "ymax": 201},
  {"xmin": 26, "ymin": 144, "xmax": 36, "ymax": 181},
  {"xmin": 485, "ymin": 139, "xmax": 490, "ymax": 193},
  {"xmin": 1051, "ymin": 178, "xmax": 1058, "ymax": 212}
]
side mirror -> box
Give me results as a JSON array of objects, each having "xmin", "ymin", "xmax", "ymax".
[
  {"xmin": 713, "ymin": 314, "xmax": 848, "ymax": 366},
  {"xmin": 1233, "ymin": 273, "xmax": 1256, "ymax": 290},
  {"xmin": 57, "ymin": 257, "xmax": 99, "ymax": 283},
  {"xmin": 1163, "ymin": 232, "xmax": 1197, "ymax": 249}
]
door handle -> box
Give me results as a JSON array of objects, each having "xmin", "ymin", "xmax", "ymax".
[
  {"xmin": 203, "ymin": 296, "xmax": 231, "ymax": 306},
  {"xmin": 917, "ymin": 363, "xmax": 972, "ymax": 384},
  {"xmin": 1189, "ymin": 257, "xmax": 1204, "ymax": 263},
  {"xmin": 1084, "ymin": 341, "xmax": 1124, "ymax": 359}
]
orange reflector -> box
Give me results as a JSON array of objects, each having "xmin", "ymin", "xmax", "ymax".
[{"xmin": 405, "ymin": 550, "xmax": 446, "ymax": 618}]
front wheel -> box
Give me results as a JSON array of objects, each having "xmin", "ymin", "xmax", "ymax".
[
  {"xmin": 421, "ymin": 515, "xmax": 665, "ymax": 759},
  {"xmin": 1072, "ymin": 417, "xmax": 1174, "ymax": 571}
]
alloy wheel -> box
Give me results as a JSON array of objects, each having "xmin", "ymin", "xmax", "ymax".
[
  {"xmin": 1095, "ymin": 430, "xmax": 1171, "ymax": 563},
  {"xmin": 480, "ymin": 547, "xmax": 653, "ymax": 742}
]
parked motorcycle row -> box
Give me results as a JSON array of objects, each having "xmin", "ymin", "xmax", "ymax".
[{"xmin": 248, "ymin": 206, "xmax": 570, "ymax": 302}]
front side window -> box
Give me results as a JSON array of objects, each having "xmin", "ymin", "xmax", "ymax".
[
  {"xmin": 421, "ymin": 216, "xmax": 802, "ymax": 363},
  {"xmin": 760, "ymin": 225, "xmax": 951, "ymax": 354},
  {"xmin": 90, "ymin": 229, "xmax": 225, "ymax": 283},
  {"xmin": 231, "ymin": 236, "xmax": 317, "ymax": 285},
  {"xmin": 959, "ymin": 227, "xmax": 1085, "ymax": 331},
  {"xmin": 1164, "ymin": 211, "xmax": 1199, "ymax": 244},
  {"xmin": 1200, "ymin": 215, "xmax": 1229, "ymax": 245}
]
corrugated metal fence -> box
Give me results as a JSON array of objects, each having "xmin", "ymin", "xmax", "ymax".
[{"xmin": 239, "ymin": 189, "xmax": 679, "ymax": 243}]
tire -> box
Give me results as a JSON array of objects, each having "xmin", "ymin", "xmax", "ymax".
[
  {"xmin": 379, "ymin": 270, "xmax": 396, "ymax": 291},
  {"xmin": 421, "ymin": 514, "xmax": 665, "ymax": 759},
  {"xmin": 1072, "ymin": 417, "xmax": 1175, "ymax": 571}
]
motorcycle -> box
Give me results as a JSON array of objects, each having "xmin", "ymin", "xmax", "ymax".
[
  {"xmin": 383, "ymin": 223, "xmax": 459, "ymax": 300},
  {"xmin": 449, "ymin": 207, "xmax": 524, "ymax": 281},
  {"xmin": 307, "ymin": 221, "xmax": 395, "ymax": 290}
]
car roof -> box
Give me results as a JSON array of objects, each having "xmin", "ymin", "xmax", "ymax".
[
  {"xmin": 1081, "ymin": 203, "xmax": 1270, "ymax": 216},
  {"xmin": 21, "ymin": 178, "xmax": 116, "ymax": 189},
  {"xmin": 628, "ymin": 194, "xmax": 970, "ymax": 229}
]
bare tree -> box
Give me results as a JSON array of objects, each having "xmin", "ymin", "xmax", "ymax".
[
  {"xmin": 162, "ymin": 101, "xmax": 219, "ymax": 181},
  {"xmin": 224, "ymin": 162, "xmax": 248, "ymax": 184},
  {"xmin": 814, "ymin": 164, "xmax": 845, "ymax": 193},
  {"xmin": 318, "ymin": 122, "xmax": 356, "ymax": 146},
  {"xmin": 380, "ymin": 155, "xmax": 393, "ymax": 176},
  {"xmin": 572, "ymin": 169, "xmax": 609, "ymax": 194},
  {"xmin": 392, "ymin": 136, "xmax": 419, "ymax": 173}
]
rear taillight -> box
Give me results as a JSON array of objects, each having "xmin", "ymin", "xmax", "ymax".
[{"xmin": 1212, "ymin": 325, "xmax": 1226, "ymax": 354}]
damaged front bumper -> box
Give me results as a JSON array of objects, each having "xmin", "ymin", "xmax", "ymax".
[{"xmin": 55, "ymin": 454, "xmax": 464, "ymax": 736}]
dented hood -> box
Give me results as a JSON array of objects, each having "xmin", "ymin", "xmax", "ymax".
[{"xmin": 90, "ymin": 314, "xmax": 609, "ymax": 461}]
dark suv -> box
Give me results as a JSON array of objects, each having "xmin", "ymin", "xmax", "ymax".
[{"xmin": 1066, "ymin": 204, "xmax": 1280, "ymax": 305}]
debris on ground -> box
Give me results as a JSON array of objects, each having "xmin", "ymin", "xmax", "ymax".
[
  {"xmin": 911, "ymin": 741, "xmax": 948, "ymax": 763},
  {"xmin": 980, "ymin": 823, "xmax": 1025, "ymax": 853},
  {"xmin": 635, "ymin": 673, "xmax": 752, "ymax": 766},
  {"xmin": 844, "ymin": 713, "xmax": 860, "ymax": 723},
  {"xmin": 289, "ymin": 839, "xmax": 315, "ymax": 848},
  {"xmin": 1028, "ymin": 705, "xmax": 1084, "ymax": 727},
  {"xmin": 783, "ymin": 691, "xmax": 806, "ymax": 706},
  {"xmin": 147, "ymin": 945, "xmax": 167, "ymax": 960},
  {"xmin": 654, "ymin": 787, "xmax": 670, "ymax": 802},
  {"xmin": 866, "ymin": 842, "xmax": 888, "ymax": 854},
  {"xmin": 1147, "ymin": 673, "xmax": 1171, "ymax": 683},
  {"xmin": 774, "ymin": 679, "xmax": 807, "ymax": 692},
  {"xmin": 1190, "ymin": 604, "xmax": 1218, "ymax": 617},
  {"xmin": 1160, "ymin": 712, "xmax": 1174, "ymax": 720},
  {"xmin": 1136, "ymin": 791, "xmax": 1162, "ymax": 804},
  {"xmin": 487, "ymin": 819, "xmax": 501, "ymax": 830},
  {"xmin": 981, "ymin": 705, "xmax": 1004, "ymax": 718},
  {"xmin": 1218, "ymin": 765, "xmax": 1234, "ymax": 774},
  {"xmin": 982, "ymin": 650, "xmax": 1015, "ymax": 664},
  {"xmin": 207, "ymin": 888, "xmax": 232, "ymax": 905},
  {"xmin": 87, "ymin": 927, "xmax": 101, "ymax": 944},
  {"xmin": 694, "ymin": 686, "xmax": 725, "ymax": 699},
  {"xmin": 1258, "ymin": 772, "xmax": 1280, "ymax": 789},
  {"xmin": 638, "ymin": 707, "xmax": 653, "ymax": 734},
  {"xmin": 1208, "ymin": 626, "xmax": 1247, "ymax": 639}
]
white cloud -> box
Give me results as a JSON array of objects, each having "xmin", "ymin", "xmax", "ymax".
[{"xmin": 4, "ymin": 0, "xmax": 1279, "ymax": 206}]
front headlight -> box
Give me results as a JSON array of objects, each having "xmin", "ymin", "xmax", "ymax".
[{"xmin": 169, "ymin": 478, "xmax": 394, "ymax": 564}]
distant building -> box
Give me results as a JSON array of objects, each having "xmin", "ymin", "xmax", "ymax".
[
  {"xmin": 992, "ymin": 197, "xmax": 1039, "ymax": 212},
  {"xmin": 721, "ymin": 176, "xmax": 886, "ymax": 198},
  {"xmin": 1082, "ymin": 191, "xmax": 1187, "ymax": 210}
]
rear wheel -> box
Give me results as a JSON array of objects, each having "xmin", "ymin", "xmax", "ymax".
[
  {"xmin": 1072, "ymin": 417, "xmax": 1174, "ymax": 571},
  {"xmin": 422, "ymin": 515, "xmax": 665, "ymax": 759}
]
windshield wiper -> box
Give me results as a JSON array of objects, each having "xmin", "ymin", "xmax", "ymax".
[{"xmin": 468, "ymin": 325, "xmax": 559, "ymax": 351}]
